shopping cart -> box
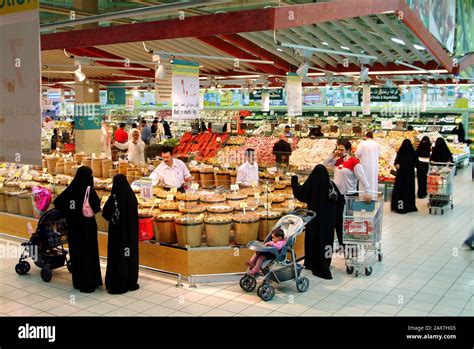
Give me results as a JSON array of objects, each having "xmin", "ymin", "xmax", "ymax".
[
  {"xmin": 343, "ymin": 192, "xmax": 383, "ymax": 277},
  {"xmin": 427, "ymin": 162, "xmax": 455, "ymax": 215}
]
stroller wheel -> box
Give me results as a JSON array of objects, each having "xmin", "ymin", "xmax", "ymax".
[
  {"xmin": 257, "ymin": 283, "xmax": 275, "ymax": 301},
  {"xmin": 296, "ymin": 276, "xmax": 310, "ymax": 292},
  {"xmin": 239, "ymin": 274, "xmax": 257, "ymax": 292},
  {"xmin": 346, "ymin": 266, "xmax": 354, "ymax": 275},
  {"xmin": 15, "ymin": 261, "xmax": 30, "ymax": 275},
  {"xmin": 365, "ymin": 267, "xmax": 373, "ymax": 276},
  {"xmin": 40, "ymin": 267, "xmax": 52, "ymax": 282}
]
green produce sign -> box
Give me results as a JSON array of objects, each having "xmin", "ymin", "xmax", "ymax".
[{"xmin": 358, "ymin": 88, "xmax": 401, "ymax": 103}]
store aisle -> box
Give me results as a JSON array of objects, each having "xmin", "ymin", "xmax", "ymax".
[{"xmin": 0, "ymin": 166, "xmax": 472, "ymax": 317}]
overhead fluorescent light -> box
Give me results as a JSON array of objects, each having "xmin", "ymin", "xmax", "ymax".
[
  {"xmin": 321, "ymin": 42, "xmax": 329, "ymax": 46},
  {"xmin": 413, "ymin": 44, "xmax": 426, "ymax": 50},
  {"xmin": 391, "ymin": 38, "xmax": 406, "ymax": 45},
  {"xmin": 155, "ymin": 64, "xmax": 165, "ymax": 79},
  {"xmin": 340, "ymin": 46, "xmax": 350, "ymax": 51},
  {"xmin": 276, "ymin": 47, "xmax": 283, "ymax": 52}
]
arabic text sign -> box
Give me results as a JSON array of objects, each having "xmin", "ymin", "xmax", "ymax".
[
  {"xmin": 0, "ymin": 2, "xmax": 42, "ymax": 165},
  {"xmin": 249, "ymin": 89, "xmax": 283, "ymax": 100},
  {"xmin": 172, "ymin": 60, "xmax": 200, "ymax": 120},
  {"xmin": 359, "ymin": 87, "xmax": 401, "ymax": 103},
  {"xmin": 74, "ymin": 103, "xmax": 101, "ymax": 130}
]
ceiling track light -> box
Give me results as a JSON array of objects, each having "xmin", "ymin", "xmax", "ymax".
[
  {"xmin": 148, "ymin": 50, "xmax": 274, "ymax": 65},
  {"xmin": 74, "ymin": 64, "xmax": 86, "ymax": 82}
]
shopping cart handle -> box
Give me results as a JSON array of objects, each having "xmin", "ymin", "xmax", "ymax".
[{"xmin": 288, "ymin": 209, "xmax": 316, "ymax": 223}]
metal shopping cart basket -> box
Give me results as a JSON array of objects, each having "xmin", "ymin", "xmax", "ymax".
[
  {"xmin": 343, "ymin": 192, "xmax": 383, "ymax": 277},
  {"xmin": 427, "ymin": 162, "xmax": 455, "ymax": 215}
]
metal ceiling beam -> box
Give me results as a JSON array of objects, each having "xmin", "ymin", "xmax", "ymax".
[
  {"xmin": 359, "ymin": 15, "xmax": 414, "ymax": 63},
  {"xmin": 40, "ymin": 0, "xmax": 231, "ymax": 32},
  {"xmin": 376, "ymin": 14, "xmax": 428, "ymax": 64},
  {"xmin": 278, "ymin": 29, "xmax": 329, "ymax": 68},
  {"xmin": 287, "ymin": 27, "xmax": 339, "ymax": 68},
  {"xmin": 329, "ymin": 21, "xmax": 387, "ymax": 66},
  {"xmin": 219, "ymin": 34, "xmax": 295, "ymax": 72},
  {"xmin": 197, "ymin": 36, "xmax": 287, "ymax": 76},
  {"xmin": 343, "ymin": 18, "xmax": 394, "ymax": 63},
  {"xmin": 248, "ymin": 32, "xmax": 304, "ymax": 67},
  {"xmin": 304, "ymin": 26, "xmax": 356, "ymax": 65},
  {"xmin": 66, "ymin": 47, "xmax": 155, "ymax": 78},
  {"xmin": 397, "ymin": 0, "xmax": 453, "ymax": 72}
]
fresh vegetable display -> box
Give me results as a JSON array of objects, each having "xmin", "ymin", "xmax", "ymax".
[{"xmin": 173, "ymin": 132, "xmax": 229, "ymax": 161}]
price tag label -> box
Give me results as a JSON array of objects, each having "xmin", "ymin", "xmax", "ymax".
[
  {"xmin": 323, "ymin": 110, "xmax": 329, "ymax": 116},
  {"xmin": 230, "ymin": 184, "xmax": 239, "ymax": 191},
  {"xmin": 170, "ymin": 187, "xmax": 177, "ymax": 194},
  {"xmin": 92, "ymin": 153, "xmax": 96, "ymax": 159},
  {"xmin": 288, "ymin": 200, "xmax": 295, "ymax": 209},
  {"xmin": 43, "ymin": 168, "xmax": 48, "ymax": 174},
  {"xmin": 223, "ymin": 163, "xmax": 230, "ymax": 169},
  {"xmin": 22, "ymin": 165, "xmax": 29, "ymax": 171},
  {"xmin": 166, "ymin": 194, "xmax": 174, "ymax": 201},
  {"xmin": 190, "ymin": 160, "xmax": 198, "ymax": 166},
  {"xmin": 254, "ymin": 192, "xmax": 260, "ymax": 200},
  {"xmin": 191, "ymin": 183, "xmax": 199, "ymax": 191},
  {"xmin": 216, "ymin": 137, "xmax": 221, "ymax": 142},
  {"xmin": 48, "ymin": 177, "xmax": 55, "ymax": 184},
  {"xmin": 275, "ymin": 177, "xmax": 280, "ymax": 182},
  {"xmin": 263, "ymin": 203, "xmax": 272, "ymax": 209},
  {"xmin": 14, "ymin": 171, "xmax": 21, "ymax": 178},
  {"xmin": 239, "ymin": 202, "xmax": 248, "ymax": 209},
  {"xmin": 25, "ymin": 175, "xmax": 33, "ymax": 181},
  {"xmin": 352, "ymin": 111, "xmax": 357, "ymax": 117},
  {"xmin": 67, "ymin": 178, "xmax": 73, "ymax": 185},
  {"xmin": 19, "ymin": 183, "xmax": 26, "ymax": 190},
  {"xmin": 251, "ymin": 181, "xmax": 257, "ymax": 188},
  {"xmin": 287, "ymin": 138, "xmax": 293, "ymax": 144},
  {"xmin": 267, "ymin": 167, "xmax": 277, "ymax": 173},
  {"xmin": 0, "ymin": 183, "xmax": 3, "ymax": 188},
  {"xmin": 179, "ymin": 202, "xmax": 185, "ymax": 209}
]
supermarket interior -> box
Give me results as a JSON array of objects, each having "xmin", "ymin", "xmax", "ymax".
[{"xmin": 0, "ymin": 0, "xmax": 473, "ymax": 328}]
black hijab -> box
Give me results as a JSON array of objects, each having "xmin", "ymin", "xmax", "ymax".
[
  {"xmin": 395, "ymin": 139, "xmax": 418, "ymax": 168},
  {"xmin": 110, "ymin": 174, "xmax": 138, "ymax": 218},
  {"xmin": 292, "ymin": 164, "xmax": 331, "ymax": 211},
  {"xmin": 430, "ymin": 137, "xmax": 453, "ymax": 163},
  {"xmin": 416, "ymin": 136, "xmax": 432, "ymax": 158}
]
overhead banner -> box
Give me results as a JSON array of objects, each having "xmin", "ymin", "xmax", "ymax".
[
  {"xmin": 362, "ymin": 85, "xmax": 371, "ymax": 115},
  {"xmin": 286, "ymin": 74, "xmax": 302, "ymax": 116},
  {"xmin": 261, "ymin": 90, "xmax": 270, "ymax": 112},
  {"xmin": 0, "ymin": 0, "xmax": 42, "ymax": 165},
  {"xmin": 155, "ymin": 64, "xmax": 172, "ymax": 105},
  {"xmin": 172, "ymin": 60, "xmax": 199, "ymax": 120},
  {"xmin": 406, "ymin": 0, "xmax": 455, "ymax": 53},
  {"xmin": 456, "ymin": 0, "xmax": 473, "ymax": 55},
  {"xmin": 107, "ymin": 84, "xmax": 126, "ymax": 105},
  {"xmin": 125, "ymin": 96, "xmax": 134, "ymax": 111}
]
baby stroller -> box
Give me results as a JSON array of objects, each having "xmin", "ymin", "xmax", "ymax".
[
  {"xmin": 239, "ymin": 209, "xmax": 316, "ymax": 301},
  {"xmin": 15, "ymin": 209, "xmax": 71, "ymax": 282}
]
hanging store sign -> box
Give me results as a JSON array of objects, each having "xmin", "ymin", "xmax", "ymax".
[
  {"xmin": 249, "ymin": 88, "xmax": 283, "ymax": 100},
  {"xmin": 286, "ymin": 74, "xmax": 302, "ymax": 116},
  {"xmin": 358, "ymin": 87, "xmax": 401, "ymax": 103},
  {"xmin": 220, "ymin": 91, "xmax": 233, "ymax": 106},
  {"xmin": 155, "ymin": 64, "xmax": 172, "ymax": 104},
  {"xmin": 74, "ymin": 103, "xmax": 102, "ymax": 130},
  {"xmin": 0, "ymin": 1, "xmax": 42, "ymax": 165},
  {"xmin": 362, "ymin": 85, "xmax": 371, "ymax": 115},
  {"xmin": 125, "ymin": 96, "xmax": 134, "ymax": 111},
  {"xmin": 261, "ymin": 90, "xmax": 270, "ymax": 112},
  {"xmin": 172, "ymin": 60, "xmax": 200, "ymax": 120},
  {"xmin": 107, "ymin": 84, "xmax": 126, "ymax": 105},
  {"xmin": 420, "ymin": 86, "xmax": 427, "ymax": 112}
]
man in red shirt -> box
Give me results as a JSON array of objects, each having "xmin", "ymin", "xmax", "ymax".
[{"xmin": 112, "ymin": 123, "xmax": 128, "ymax": 160}]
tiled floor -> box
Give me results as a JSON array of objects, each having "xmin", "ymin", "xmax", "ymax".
[{"xmin": 0, "ymin": 166, "xmax": 472, "ymax": 317}]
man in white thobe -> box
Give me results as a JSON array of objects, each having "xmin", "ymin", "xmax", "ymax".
[{"xmin": 355, "ymin": 131, "xmax": 380, "ymax": 194}]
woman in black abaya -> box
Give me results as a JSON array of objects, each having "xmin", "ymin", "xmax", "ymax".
[
  {"xmin": 102, "ymin": 174, "xmax": 139, "ymax": 294},
  {"xmin": 416, "ymin": 136, "xmax": 431, "ymax": 199},
  {"xmin": 430, "ymin": 137, "xmax": 454, "ymax": 163},
  {"xmin": 291, "ymin": 164, "xmax": 336, "ymax": 280},
  {"xmin": 391, "ymin": 139, "xmax": 419, "ymax": 214},
  {"xmin": 54, "ymin": 166, "xmax": 102, "ymax": 293}
]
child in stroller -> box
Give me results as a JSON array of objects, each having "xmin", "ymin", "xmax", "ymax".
[{"xmin": 246, "ymin": 228, "xmax": 286, "ymax": 276}]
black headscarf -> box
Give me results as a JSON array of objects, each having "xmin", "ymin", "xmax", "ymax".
[
  {"xmin": 106, "ymin": 174, "xmax": 138, "ymax": 222},
  {"xmin": 416, "ymin": 136, "xmax": 432, "ymax": 158},
  {"xmin": 430, "ymin": 137, "xmax": 453, "ymax": 163},
  {"xmin": 292, "ymin": 164, "xmax": 331, "ymax": 211}
]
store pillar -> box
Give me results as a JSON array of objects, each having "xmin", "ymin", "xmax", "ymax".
[{"xmin": 74, "ymin": 81, "xmax": 101, "ymax": 155}]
